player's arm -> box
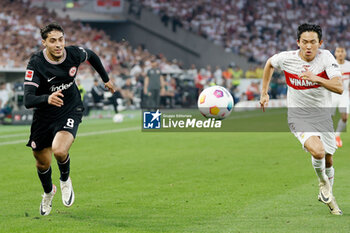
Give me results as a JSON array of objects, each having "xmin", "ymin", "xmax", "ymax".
[
  {"xmin": 301, "ymin": 50, "xmax": 344, "ymax": 94},
  {"xmin": 24, "ymin": 67, "xmax": 64, "ymax": 108},
  {"xmin": 160, "ymin": 75, "xmax": 166, "ymax": 91},
  {"xmin": 259, "ymin": 57, "xmax": 275, "ymax": 111},
  {"xmin": 300, "ymin": 71, "xmax": 343, "ymax": 94},
  {"xmin": 25, "ymin": 85, "xmax": 64, "ymax": 108},
  {"xmin": 84, "ymin": 49, "xmax": 115, "ymax": 93},
  {"xmin": 144, "ymin": 76, "xmax": 149, "ymax": 95}
]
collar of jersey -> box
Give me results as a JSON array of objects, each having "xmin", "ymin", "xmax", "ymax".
[
  {"xmin": 297, "ymin": 49, "xmax": 320, "ymax": 63},
  {"xmin": 43, "ymin": 48, "xmax": 67, "ymax": 65}
]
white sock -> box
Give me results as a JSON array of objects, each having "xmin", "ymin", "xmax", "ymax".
[
  {"xmin": 335, "ymin": 119, "xmax": 347, "ymax": 136},
  {"xmin": 325, "ymin": 166, "xmax": 334, "ymax": 188},
  {"xmin": 311, "ymin": 157, "xmax": 328, "ymax": 182}
]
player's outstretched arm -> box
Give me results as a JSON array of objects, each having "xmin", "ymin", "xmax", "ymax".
[
  {"xmin": 85, "ymin": 49, "xmax": 115, "ymax": 93},
  {"xmin": 299, "ymin": 70, "xmax": 343, "ymax": 94},
  {"xmin": 260, "ymin": 58, "xmax": 275, "ymax": 111},
  {"xmin": 104, "ymin": 80, "xmax": 115, "ymax": 94}
]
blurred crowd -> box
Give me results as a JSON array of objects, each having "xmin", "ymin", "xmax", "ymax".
[
  {"xmin": 0, "ymin": 0, "xmax": 295, "ymax": 122},
  {"xmin": 140, "ymin": 0, "xmax": 350, "ymax": 64}
]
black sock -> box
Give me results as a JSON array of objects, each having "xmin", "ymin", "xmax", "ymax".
[
  {"xmin": 57, "ymin": 154, "xmax": 70, "ymax": 182},
  {"xmin": 37, "ymin": 167, "xmax": 53, "ymax": 194}
]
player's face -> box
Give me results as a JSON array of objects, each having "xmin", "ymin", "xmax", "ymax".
[
  {"xmin": 42, "ymin": 30, "xmax": 65, "ymax": 60},
  {"xmin": 151, "ymin": 61, "xmax": 158, "ymax": 68},
  {"xmin": 335, "ymin": 48, "xmax": 346, "ymax": 62},
  {"xmin": 297, "ymin": 31, "xmax": 322, "ymax": 62}
]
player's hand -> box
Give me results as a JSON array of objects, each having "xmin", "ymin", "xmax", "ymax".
[
  {"xmin": 104, "ymin": 80, "xmax": 115, "ymax": 94},
  {"xmin": 48, "ymin": 90, "xmax": 64, "ymax": 107},
  {"xmin": 144, "ymin": 90, "xmax": 151, "ymax": 96},
  {"xmin": 259, "ymin": 93, "xmax": 269, "ymax": 112},
  {"xmin": 299, "ymin": 70, "xmax": 318, "ymax": 83}
]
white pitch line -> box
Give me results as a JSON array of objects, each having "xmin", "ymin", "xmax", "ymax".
[
  {"xmin": 78, "ymin": 126, "xmax": 140, "ymax": 136},
  {"xmin": 0, "ymin": 126, "xmax": 140, "ymax": 147},
  {"xmin": 0, "ymin": 139, "xmax": 27, "ymax": 146},
  {"xmin": 0, "ymin": 133, "xmax": 28, "ymax": 139},
  {"xmin": 0, "ymin": 110, "xmax": 285, "ymax": 146}
]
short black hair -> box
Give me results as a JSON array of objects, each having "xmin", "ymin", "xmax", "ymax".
[
  {"xmin": 335, "ymin": 46, "xmax": 346, "ymax": 50},
  {"xmin": 297, "ymin": 23, "xmax": 322, "ymax": 42},
  {"xmin": 40, "ymin": 23, "xmax": 64, "ymax": 40}
]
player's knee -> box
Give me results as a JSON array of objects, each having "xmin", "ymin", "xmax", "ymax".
[
  {"xmin": 52, "ymin": 147, "xmax": 68, "ymax": 160},
  {"xmin": 342, "ymin": 116, "xmax": 348, "ymax": 122},
  {"xmin": 309, "ymin": 146, "xmax": 325, "ymax": 159},
  {"xmin": 36, "ymin": 160, "xmax": 50, "ymax": 171}
]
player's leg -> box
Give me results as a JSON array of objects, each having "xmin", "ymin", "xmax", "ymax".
[
  {"xmin": 52, "ymin": 131, "xmax": 73, "ymax": 180},
  {"xmin": 34, "ymin": 148, "xmax": 53, "ymax": 193},
  {"xmin": 304, "ymin": 136, "xmax": 327, "ymax": 180},
  {"xmin": 52, "ymin": 111, "xmax": 83, "ymax": 207},
  {"xmin": 304, "ymin": 136, "xmax": 332, "ymax": 203},
  {"xmin": 319, "ymin": 132, "xmax": 342, "ymax": 215},
  {"xmin": 323, "ymin": 153, "xmax": 342, "ymax": 215},
  {"xmin": 335, "ymin": 112, "xmax": 348, "ymax": 147},
  {"xmin": 150, "ymin": 89, "xmax": 157, "ymax": 111},
  {"xmin": 154, "ymin": 89, "xmax": 161, "ymax": 110},
  {"xmin": 33, "ymin": 148, "xmax": 57, "ymax": 216},
  {"xmin": 337, "ymin": 112, "xmax": 348, "ymax": 134},
  {"xmin": 52, "ymin": 130, "xmax": 75, "ymax": 207},
  {"xmin": 325, "ymin": 154, "xmax": 334, "ymax": 187},
  {"xmin": 335, "ymin": 96, "xmax": 349, "ymax": 147}
]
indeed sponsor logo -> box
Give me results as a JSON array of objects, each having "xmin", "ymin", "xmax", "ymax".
[{"xmin": 50, "ymin": 81, "xmax": 74, "ymax": 92}]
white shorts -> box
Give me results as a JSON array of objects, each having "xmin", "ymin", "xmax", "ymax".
[
  {"xmin": 332, "ymin": 93, "xmax": 349, "ymax": 114},
  {"xmin": 289, "ymin": 118, "xmax": 337, "ymax": 155}
]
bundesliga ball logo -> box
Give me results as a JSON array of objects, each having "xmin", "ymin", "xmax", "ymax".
[{"xmin": 197, "ymin": 86, "xmax": 234, "ymax": 120}]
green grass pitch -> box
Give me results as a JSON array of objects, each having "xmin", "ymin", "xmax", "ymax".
[{"xmin": 0, "ymin": 110, "xmax": 350, "ymax": 232}]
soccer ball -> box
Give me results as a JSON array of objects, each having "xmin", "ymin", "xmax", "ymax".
[
  {"xmin": 197, "ymin": 86, "xmax": 234, "ymax": 120},
  {"xmin": 113, "ymin": 113, "xmax": 124, "ymax": 123}
]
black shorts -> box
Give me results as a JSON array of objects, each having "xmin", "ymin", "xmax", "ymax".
[{"xmin": 26, "ymin": 107, "xmax": 83, "ymax": 151}]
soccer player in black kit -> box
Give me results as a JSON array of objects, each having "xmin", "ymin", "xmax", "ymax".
[{"xmin": 24, "ymin": 23, "xmax": 114, "ymax": 216}]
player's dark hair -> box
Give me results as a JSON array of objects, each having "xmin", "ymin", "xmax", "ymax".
[
  {"xmin": 297, "ymin": 23, "xmax": 322, "ymax": 42},
  {"xmin": 336, "ymin": 46, "xmax": 346, "ymax": 50},
  {"xmin": 40, "ymin": 23, "xmax": 64, "ymax": 40}
]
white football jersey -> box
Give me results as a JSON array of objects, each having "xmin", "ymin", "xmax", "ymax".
[
  {"xmin": 271, "ymin": 49, "xmax": 341, "ymax": 120},
  {"xmin": 332, "ymin": 60, "xmax": 350, "ymax": 97}
]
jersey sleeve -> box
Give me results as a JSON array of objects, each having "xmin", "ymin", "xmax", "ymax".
[
  {"xmin": 24, "ymin": 57, "xmax": 49, "ymax": 109},
  {"xmin": 70, "ymin": 45, "xmax": 88, "ymax": 63},
  {"xmin": 77, "ymin": 46, "xmax": 88, "ymax": 63},
  {"xmin": 324, "ymin": 50, "xmax": 342, "ymax": 79},
  {"xmin": 85, "ymin": 48, "xmax": 110, "ymax": 83},
  {"xmin": 70, "ymin": 46, "xmax": 110, "ymax": 82},
  {"xmin": 270, "ymin": 51, "xmax": 287, "ymax": 70}
]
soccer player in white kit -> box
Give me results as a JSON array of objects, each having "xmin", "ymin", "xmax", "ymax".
[
  {"xmin": 332, "ymin": 47, "xmax": 350, "ymax": 147},
  {"xmin": 260, "ymin": 24, "xmax": 344, "ymax": 215}
]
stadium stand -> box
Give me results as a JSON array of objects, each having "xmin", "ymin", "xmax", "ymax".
[
  {"xmin": 0, "ymin": 0, "xmax": 294, "ymax": 125},
  {"xmin": 139, "ymin": 0, "xmax": 350, "ymax": 64}
]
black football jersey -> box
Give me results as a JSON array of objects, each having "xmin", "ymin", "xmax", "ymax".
[{"xmin": 24, "ymin": 46, "xmax": 88, "ymax": 120}]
